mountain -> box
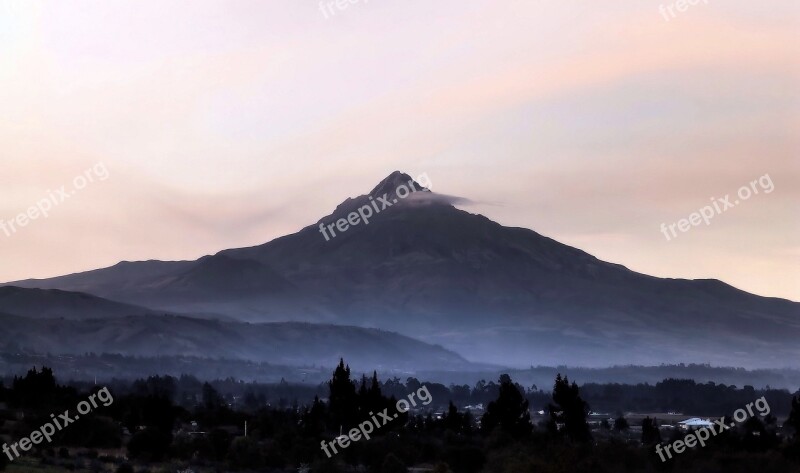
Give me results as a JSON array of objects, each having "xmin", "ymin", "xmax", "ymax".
[
  {"xmin": 7, "ymin": 171, "xmax": 800, "ymax": 368},
  {"xmin": 0, "ymin": 312, "xmax": 468, "ymax": 371},
  {"xmin": 0, "ymin": 286, "xmax": 156, "ymax": 320}
]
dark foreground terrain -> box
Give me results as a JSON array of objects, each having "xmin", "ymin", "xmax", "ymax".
[{"xmin": 1, "ymin": 362, "xmax": 799, "ymax": 473}]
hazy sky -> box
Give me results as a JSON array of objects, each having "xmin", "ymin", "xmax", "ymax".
[{"xmin": 1, "ymin": 0, "xmax": 798, "ymax": 300}]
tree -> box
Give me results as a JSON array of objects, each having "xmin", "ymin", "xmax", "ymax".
[
  {"xmin": 786, "ymin": 395, "xmax": 800, "ymax": 439},
  {"xmin": 329, "ymin": 359, "xmax": 358, "ymax": 429},
  {"xmin": 368, "ymin": 371, "xmax": 385, "ymax": 410},
  {"xmin": 613, "ymin": 416, "xmax": 629, "ymax": 432},
  {"xmin": 443, "ymin": 401, "xmax": 464, "ymax": 433},
  {"xmin": 301, "ymin": 396, "xmax": 327, "ymax": 436},
  {"xmin": 10, "ymin": 366, "xmax": 60, "ymax": 409},
  {"xmin": 202, "ymin": 382, "xmax": 225, "ymax": 410},
  {"xmin": 481, "ymin": 374, "xmax": 532, "ymax": 437},
  {"xmin": 357, "ymin": 371, "xmax": 387, "ymax": 415},
  {"xmin": 549, "ymin": 374, "xmax": 591, "ymax": 442},
  {"xmin": 641, "ymin": 416, "xmax": 662, "ymax": 445}
]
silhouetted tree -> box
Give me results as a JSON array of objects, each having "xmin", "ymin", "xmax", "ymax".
[
  {"xmin": 132, "ymin": 375, "xmax": 176, "ymax": 400},
  {"xmin": 786, "ymin": 395, "xmax": 800, "ymax": 439},
  {"xmin": 481, "ymin": 374, "xmax": 532, "ymax": 437},
  {"xmin": 550, "ymin": 374, "xmax": 591, "ymax": 442},
  {"xmin": 367, "ymin": 371, "xmax": 384, "ymax": 411},
  {"xmin": 202, "ymin": 382, "xmax": 225, "ymax": 410},
  {"xmin": 614, "ymin": 416, "xmax": 629, "ymax": 432},
  {"xmin": 641, "ymin": 416, "xmax": 661, "ymax": 445},
  {"xmin": 10, "ymin": 366, "xmax": 66, "ymax": 409},
  {"xmin": 329, "ymin": 358, "xmax": 358, "ymax": 429},
  {"xmin": 443, "ymin": 401, "xmax": 463, "ymax": 433},
  {"xmin": 741, "ymin": 416, "xmax": 779, "ymax": 452},
  {"xmin": 358, "ymin": 371, "xmax": 388, "ymax": 416},
  {"xmin": 301, "ymin": 395, "xmax": 327, "ymax": 436}
]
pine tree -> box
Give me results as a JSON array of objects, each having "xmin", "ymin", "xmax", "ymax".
[
  {"xmin": 481, "ymin": 374, "xmax": 532, "ymax": 437},
  {"xmin": 367, "ymin": 370, "xmax": 386, "ymax": 413},
  {"xmin": 614, "ymin": 416, "xmax": 629, "ymax": 432},
  {"xmin": 202, "ymin": 382, "xmax": 225, "ymax": 410},
  {"xmin": 786, "ymin": 395, "xmax": 800, "ymax": 439},
  {"xmin": 444, "ymin": 401, "xmax": 463, "ymax": 433},
  {"xmin": 641, "ymin": 416, "xmax": 662, "ymax": 445},
  {"xmin": 328, "ymin": 358, "xmax": 358, "ymax": 429},
  {"xmin": 549, "ymin": 374, "xmax": 591, "ymax": 442}
]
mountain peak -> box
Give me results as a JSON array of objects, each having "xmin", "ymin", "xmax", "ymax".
[{"xmin": 369, "ymin": 171, "xmax": 430, "ymax": 197}]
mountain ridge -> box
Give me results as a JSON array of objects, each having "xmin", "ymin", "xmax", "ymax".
[{"xmin": 0, "ymin": 308, "xmax": 469, "ymax": 371}]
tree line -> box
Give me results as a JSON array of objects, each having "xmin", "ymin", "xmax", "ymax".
[{"xmin": 0, "ymin": 362, "xmax": 799, "ymax": 472}]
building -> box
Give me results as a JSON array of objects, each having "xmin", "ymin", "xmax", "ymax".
[{"xmin": 678, "ymin": 418, "xmax": 714, "ymax": 430}]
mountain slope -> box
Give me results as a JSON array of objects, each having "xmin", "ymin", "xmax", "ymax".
[
  {"xmin": 6, "ymin": 171, "xmax": 800, "ymax": 368},
  {"xmin": 0, "ymin": 286, "xmax": 156, "ymax": 320},
  {"xmin": 0, "ymin": 313, "xmax": 468, "ymax": 371}
]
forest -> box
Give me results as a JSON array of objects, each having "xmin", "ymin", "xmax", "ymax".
[{"xmin": 0, "ymin": 361, "xmax": 799, "ymax": 473}]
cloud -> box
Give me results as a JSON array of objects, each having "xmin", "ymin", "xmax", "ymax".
[{"xmin": 405, "ymin": 192, "xmax": 476, "ymax": 207}]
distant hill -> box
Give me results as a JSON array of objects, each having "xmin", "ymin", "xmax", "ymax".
[
  {"xmin": 0, "ymin": 312, "xmax": 469, "ymax": 371},
  {"xmin": 0, "ymin": 286, "xmax": 155, "ymax": 319},
  {"xmin": 7, "ymin": 171, "xmax": 800, "ymax": 368}
]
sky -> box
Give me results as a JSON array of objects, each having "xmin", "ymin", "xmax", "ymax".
[{"xmin": 0, "ymin": 0, "xmax": 798, "ymax": 301}]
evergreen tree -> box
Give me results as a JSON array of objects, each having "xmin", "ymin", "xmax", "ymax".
[
  {"xmin": 549, "ymin": 374, "xmax": 591, "ymax": 442},
  {"xmin": 10, "ymin": 366, "xmax": 60, "ymax": 408},
  {"xmin": 301, "ymin": 396, "xmax": 327, "ymax": 436},
  {"xmin": 328, "ymin": 358, "xmax": 358, "ymax": 429},
  {"xmin": 641, "ymin": 416, "xmax": 662, "ymax": 445},
  {"xmin": 481, "ymin": 374, "xmax": 532, "ymax": 437},
  {"xmin": 358, "ymin": 374, "xmax": 369, "ymax": 408},
  {"xmin": 368, "ymin": 371, "xmax": 384, "ymax": 411},
  {"xmin": 443, "ymin": 401, "xmax": 462, "ymax": 433},
  {"xmin": 787, "ymin": 395, "xmax": 800, "ymax": 439},
  {"xmin": 202, "ymin": 382, "xmax": 225, "ymax": 410},
  {"xmin": 614, "ymin": 416, "xmax": 629, "ymax": 432}
]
